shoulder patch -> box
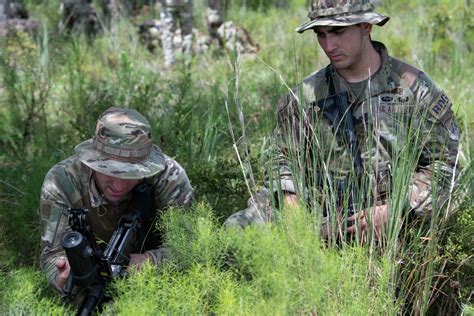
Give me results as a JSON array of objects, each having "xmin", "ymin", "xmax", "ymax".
[
  {"xmin": 390, "ymin": 57, "xmax": 421, "ymax": 88},
  {"xmin": 430, "ymin": 92, "xmax": 450, "ymax": 120},
  {"xmin": 399, "ymin": 63, "xmax": 421, "ymax": 88}
]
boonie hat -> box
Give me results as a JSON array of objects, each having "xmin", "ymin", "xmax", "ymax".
[
  {"xmin": 296, "ymin": 0, "xmax": 390, "ymax": 34},
  {"xmin": 75, "ymin": 107, "xmax": 165, "ymax": 179}
]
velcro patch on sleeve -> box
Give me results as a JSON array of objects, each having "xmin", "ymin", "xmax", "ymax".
[{"xmin": 429, "ymin": 92, "xmax": 450, "ymax": 120}]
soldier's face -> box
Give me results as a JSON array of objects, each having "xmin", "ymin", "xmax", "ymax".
[
  {"xmin": 94, "ymin": 172, "xmax": 139, "ymax": 205},
  {"xmin": 314, "ymin": 24, "xmax": 369, "ymax": 70}
]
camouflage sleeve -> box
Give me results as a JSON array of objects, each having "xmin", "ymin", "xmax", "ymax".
[
  {"xmin": 151, "ymin": 154, "xmax": 194, "ymax": 210},
  {"xmin": 407, "ymin": 73, "xmax": 461, "ymax": 218},
  {"xmin": 265, "ymin": 90, "xmax": 304, "ymax": 195},
  {"xmin": 147, "ymin": 155, "xmax": 193, "ymax": 265},
  {"xmin": 144, "ymin": 247, "xmax": 171, "ymax": 267},
  {"xmin": 39, "ymin": 173, "xmax": 72, "ymax": 294}
]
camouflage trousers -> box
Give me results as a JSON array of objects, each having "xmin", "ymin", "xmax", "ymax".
[
  {"xmin": 224, "ymin": 188, "xmax": 278, "ymax": 228},
  {"xmin": 159, "ymin": 0, "xmax": 193, "ymax": 67}
]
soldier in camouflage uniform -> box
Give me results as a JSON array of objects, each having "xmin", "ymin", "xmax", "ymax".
[
  {"xmin": 206, "ymin": 0, "xmax": 224, "ymax": 46},
  {"xmin": 159, "ymin": 0, "xmax": 193, "ymax": 68},
  {"xmin": 225, "ymin": 0, "xmax": 461, "ymax": 239},
  {"xmin": 138, "ymin": 18, "xmax": 259, "ymax": 56},
  {"xmin": 40, "ymin": 107, "xmax": 194, "ymax": 295}
]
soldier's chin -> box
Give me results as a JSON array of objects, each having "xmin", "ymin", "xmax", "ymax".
[
  {"xmin": 104, "ymin": 192, "xmax": 127, "ymax": 205},
  {"xmin": 330, "ymin": 59, "xmax": 348, "ymax": 69}
]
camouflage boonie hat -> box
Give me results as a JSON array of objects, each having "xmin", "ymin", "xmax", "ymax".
[
  {"xmin": 75, "ymin": 107, "xmax": 165, "ymax": 179},
  {"xmin": 296, "ymin": 0, "xmax": 389, "ymax": 33}
]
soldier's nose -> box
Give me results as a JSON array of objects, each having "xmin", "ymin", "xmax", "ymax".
[
  {"xmin": 110, "ymin": 179, "xmax": 128, "ymax": 191},
  {"xmin": 325, "ymin": 36, "xmax": 338, "ymax": 51}
]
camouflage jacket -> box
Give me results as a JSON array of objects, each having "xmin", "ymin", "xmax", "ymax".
[
  {"xmin": 161, "ymin": 0, "xmax": 192, "ymax": 7},
  {"xmin": 40, "ymin": 154, "xmax": 193, "ymax": 293},
  {"xmin": 271, "ymin": 41, "xmax": 460, "ymax": 217}
]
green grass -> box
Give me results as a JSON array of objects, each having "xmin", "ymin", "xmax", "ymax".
[
  {"xmin": 106, "ymin": 204, "xmax": 397, "ymax": 315},
  {"xmin": 0, "ymin": 0, "xmax": 472, "ymax": 314}
]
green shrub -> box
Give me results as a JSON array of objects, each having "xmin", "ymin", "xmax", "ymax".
[
  {"xmin": 0, "ymin": 268, "xmax": 70, "ymax": 314},
  {"xmin": 66, "ymin": 204, "xmax": 397, "ymax": 314}
]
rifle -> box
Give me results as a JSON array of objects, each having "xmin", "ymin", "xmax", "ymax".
[
  {"xmin": 61, "ymin": 183, "xmax": 154, "ymax": 316},
  {"xmin": 314, "ymin": 68, "xmax": 365, "ymax": 227}
]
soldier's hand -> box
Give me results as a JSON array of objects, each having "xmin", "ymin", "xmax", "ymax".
[
  {"xmin": 55, "ymin": 257, "xmax": 70, "ymax": 290},
  {"xmin": 283, "ymin": 193, "xmax": 298, "ymax": 207},
  {"xmin": 129, "ymin": 253, "xmax": 152, "ymax": 268},
  {"xmin": 346, "ymin": 204, "xmax": 388, "ymax": 239}
]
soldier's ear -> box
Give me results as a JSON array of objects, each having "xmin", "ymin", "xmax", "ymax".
[{"xmin": 361, "ymin": 23, "xmax": 372, "ymax": 35}]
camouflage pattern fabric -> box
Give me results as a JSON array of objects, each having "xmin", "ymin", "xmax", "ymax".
[
  {"xmin": 40, "ymin": 155, "xmax": 193, "ymax": 293},
  {"xmin": 159, "ymin": 0, "xmax": 193, "ymax": 68},
  {"xmin": 224, "ymin": 189, "xmax": 275, "ymax": 228},
  {"xmin": 217, "ymin": 21, "xmax": 259, "ymax": 55},
  {"xmin": 138, "ymin": 19, "xmax": 164, "ymax": 52},
  {"xmin": 74, "ymin": 107, "xmax": 166, "ymax": 179},
  {"xmin": 206, "ymin": 0, "xmax": 224, "ymax": 45},
  {"xmin": 225, "ymin": 42, "xmax": 461, "ymax": 228},
  {"xmin": 138, "ymin": 19, "xmax": 259, "ymax": 56},
  {"xmin": 296, "ymin": 0, "xmax": 389, "ymax": 33},
  {"xmin": 40, "ymin": 107, "xmax": 194, "ymax": 293}
]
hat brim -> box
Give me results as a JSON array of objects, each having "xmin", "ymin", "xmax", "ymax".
[
  {"xmin": 75, "ymin": 139, "xmax": 166, "ymax": 180},
  {"xmin": 296, "ymin": 12, "xmax": 389, "ymax": 34}
]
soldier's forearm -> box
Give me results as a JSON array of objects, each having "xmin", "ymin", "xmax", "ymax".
[{"xmin": 407, "ymin": 160, "xmax": 458, "ymax": 218}]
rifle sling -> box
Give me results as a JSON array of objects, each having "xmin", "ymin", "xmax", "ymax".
[{"xmin": 310, "ymin": 67, "xmax": 366, "ymax": 216}]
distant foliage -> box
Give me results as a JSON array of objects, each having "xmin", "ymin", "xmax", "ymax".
[
  {"xmin": 0, "ymin": 31, "xmax": 51, "ymax": 156},
  {"xmin": 419, "ymin": 3, "xmax": 474, "ymax": 67}
]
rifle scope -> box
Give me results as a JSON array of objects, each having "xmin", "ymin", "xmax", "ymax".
[{"xmin": 61, "ymin": 231, "xmax": 98, "ymax": 287}]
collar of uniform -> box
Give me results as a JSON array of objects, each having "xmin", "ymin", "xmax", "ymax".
[
  {"xmin": 367, "ymin": 41, "xmax": 395, "ymax": 97},
  {"xmin": 371, "ymin": 41, "xmax": 391, "ymax": 80}
]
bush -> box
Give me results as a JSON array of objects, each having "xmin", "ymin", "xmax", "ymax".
[
  {"xmin": 0, "ymin": 267, "xmax": 71, "ymax": 314},
  {"xmin": 107, "ymin": 204, "xmax": 397, "ymax": 314}
]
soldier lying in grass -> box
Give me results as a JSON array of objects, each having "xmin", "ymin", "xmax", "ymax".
[{"xmin": 40, "ymin": 107, "xmax": 194, "ymax": 299}]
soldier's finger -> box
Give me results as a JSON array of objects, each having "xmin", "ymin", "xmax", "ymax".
[
  {"xmin": 348, "ymin": 210, "xmax": 365, "ymax": 221},
  {"xmin": 346, "ymin": 225, "xmax": 355, "ymax": 233},
  {"xmin": 55, "ymin": 257, "xmax": 66, "ymax": 269},
  {"xmin": 346, "ymin": 217, "xmax": 367, "ymax": 234},
  {"xmin": 359, "ymin": 218, "xmax": 367, "ymax": 231}
]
